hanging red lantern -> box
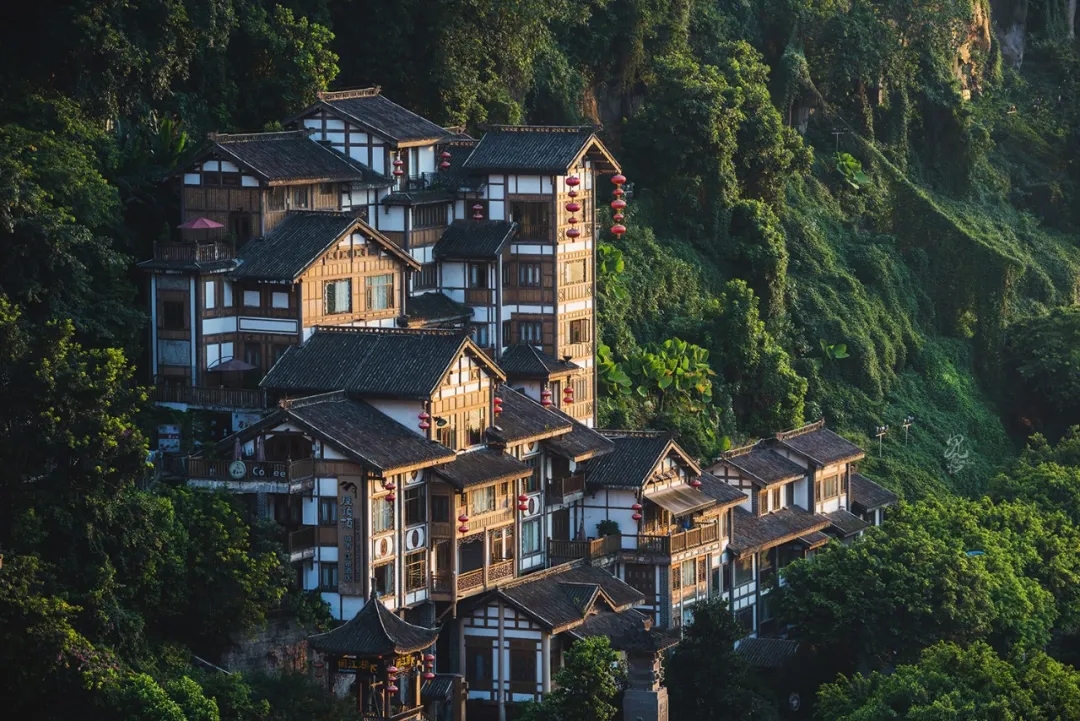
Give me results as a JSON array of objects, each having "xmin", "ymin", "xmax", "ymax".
[
  {"xmin": 518, "ymin": 502, "xmax": 528, "ymax": 512},
  {"xmin": 566, "ymin": 175, "xmax": 581, "ymax": 187},
  {"xmin": 631, "ymin": 502, "xmax": 642, "ymax": 511},
  {"xmin": 563, "ymin": 385, "xmax": 574, "ymax": 404},
  {"xmin": 566, "ymin": 227, "xmax": 581, "ymax": 239},
  {"xmin": 387, "ymin": 684, "xmax": 399, "ymax": 693},
  {"xmin": 610, "ymin": 224, "xmax": 626, "ymax": 237},
  {"xmin": 386, "ymin": 492, "xmax": 396, "ymax": 502},
  {"xmin": 493, "ymin": 396, "xmax": 503, "ymax": 416},
  {"xmin": 540, "ymin": 389, "xmax": 552, "ymax": 407},
  {"xmin": 690, "ymin": 478, "xmax": 702, "ymax": 489},
  {"xmin": 613, "ymin": 213, "xmax": 625, "ymax": 222},
  {"xmin": 439, "ymin": 151, "xmax": 452, "ymax": 170},
  {"xmin": 387, "ymin": 665, "xmax": 399, "ymax": 675},
  {"xmin": 567, "ymin": 216, "xmax": 578, "ymax": 225},
  {"xmin": 565, "ymin": 201, "xmax": 581, "ymax": 213},
  {"xmin": 423, "ymin": 671, "xmax": 436, "ymax": 681},
  {"xmin": 392, "ymin": 157, "xmax": 404, "ymax": 177},
  {"xmin": 439, "ymin": 160, "xmax": 451, "ymax": 170},
  {"xmin": 611, "ymin": 174, "xmax": 627, "ymax": 186},
  {"xmin": 419, "ymin": 411, "xmax": 431, "ymax": 430},
  {"xmin": 424, "ymin": 654, "xmax": 436, "ymax": 663},
  {"xmin": 568, "ymin": 188, "xmax": 579, "ymax": 198},
  {"xmin": 632, "ymin": 512, "xmax": 643, "ymax": 521},
  {"xmin": 612, "ymin": 187, "xmax": 625, "ymax": 197},
  {"xmin": 611, "ymin": 199, "xmax": 627, "ymax": 211},
  {"xmin": 472, "ymin": 203, "xmax": 484, "ymax": 220},
  {"xmin": 458, "ymin": 513, "xmax": 469, "ymax": 523}
]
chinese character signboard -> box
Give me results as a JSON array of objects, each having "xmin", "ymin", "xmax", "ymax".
[
  {"xmin": 157, "ymin": 425, "xmax": 181, "ymax": 453},
  {"xmin": 338, "ymin": 477, "xmax": 362, "ymax": 594}
]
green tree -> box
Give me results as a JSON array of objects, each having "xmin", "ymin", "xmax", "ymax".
[
  {"xmin": 519, "ymin": 636, "xmax": 625, "ymax": 721},
  {"xmin": 666, "ymin": 598, "xmax": 780, "ymax": 720},
  {"xmin": 775, "ymin": 500, "xmax": 1057, "ymax": 678},
  {"xmin": 1003, "ymin": 308, "xmax": 1080, "ymax": 428},
  {"xmin": 816, "ymin": 641, "xmax": 1080, "ymax": 720}
]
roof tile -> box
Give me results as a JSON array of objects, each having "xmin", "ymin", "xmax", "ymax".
[
  {"xmin": 463, "ymin": 126, "xmax": 596, "ymax": 173},
  {"xmin": 319, "ymin": 88, "xmax": 450, "ymax": 144},
  {"xmin": 211, "ymin": 131, "xmax": 387, "ymax": 185},
  {"xmin": 309, "ymin": 592, "xmax": 439, "ymax": 655},
  {"xmin": 493, "ymin": 562, "xmax": 643, "ymax": 631},
  {"xmin": 434, "ymin": 220, "xmax": 517, "ymax": 260},
  {"xmin": 777, "ymin": 421, "xmax": 865, "ymax": 465},
  {"xmin": 487, "ymin": 388, "xmax": 572, "ymax": 445},
  {"xmin": 850, "ymin": 472, "xmax": 899, "ymax": 513},
  {"xmin": 729, "ymin": 506, "xmax": 832, "ymax": 556},
  {"xmin": 432, "ymin": 449, "xmax": 533, "ymax": 490},
  {"xmin": 500, "ymin": 344, "xmax": 579, "ymax": 379}
]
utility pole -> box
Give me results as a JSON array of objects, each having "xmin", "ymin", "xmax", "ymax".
[
  {"xmin": 902, "ymin": 415, "xmax": 915, "ymax": 444},
  {"xmin": 874, "ymin": 425, "xmax": 889, "ymax": 456},
  {"xmin": 832, "ymin": 128, "xmax": 845, "ymax": 154}
]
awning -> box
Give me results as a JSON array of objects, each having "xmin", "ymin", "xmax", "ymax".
[
  {"xmin": 645, "ymin": 485, "xmax": 717, "ymax": 517},
  {"xmin": 207, "ymin": 358, "xmax": 257, "ymax": 372},
  {"xmin": 796, "ymin": 530, "xmax": 831, "ymax": 549}
]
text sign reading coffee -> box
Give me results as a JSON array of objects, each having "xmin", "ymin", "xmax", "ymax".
[{"xmin": 226, "ymin": 461, "xmax": 289, "ymax": 480}]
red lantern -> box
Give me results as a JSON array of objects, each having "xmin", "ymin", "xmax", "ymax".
[
  {"xmin": 690, "ymin": 478, "xmax": 702, "ymax": 489},
  {"xmin": 518, "ymin": 503, "xmax": 528, "ymax": 511},
  {"xmin": 387, "ymin": 665, "xmax": 400, "ymax": 675},
  {"xmin": 439, "ymin": 160, "xmax": 451, "ymax": 170},
  {"xmin": 518, "ymin": 494, "xmax": 528, "ymax": 503},
  {"xmin": 458, "ymin": 513, "xmax": 469, "ymax": 523},
  {"xmin": 565, "ymin": 201, "xmax": 581, "ymax": 213},
  {"xmin": 566, "ymin": 227, "xmax": 581, "ymax": 239},
  {"xmin": 566, "ymin": 175, "xmax": 581, "ymax": 187},
  {"xmin": 472, "ymin": 203, "xmax": 484, "ymax": 221},
  {"xmin": 613, "ymin": 187, "xmax": 625, "ymax": 197},
  {"xmin": 540, "ymin": 389, "xmax": 552, "ymax": 407},
  {"xmin": 610, "ymin": 224, "xmax": 626, "ymax": 237},
  {"xmin": 567, "ymin": 216, "xmax": 578, "ymax": 225},
  {"xmin": 563, "ymin": 385, "xmax": 574, "ymax": 404},
  {"xmin": 423, "ymin": 671, "xmax": 436, "ymax": 681},
  {"xmin": 611, "ymin": 173, "xmax": 627, "ymax": 186},
  {"xmin": 392, "ymin": 157, "xmax": 404, "ymax": 177},
  {"xmin": 387, "ymin": 492, "xmax": 396, "ymax": 502},
  {"xmin": 632, "ymin": 512, "xmax": 643, "ymax": 521},
  {"xmin": 387, "ymin": 684, "xmax": 399, "ymax": 693},
  {"xmin": 493, "ymin": 396, "xmax": 503, "ymax": 416},
  {"xmin": 419, "ymin": 411, "xmax": 431, "ymax": 430},
  {"xmin": 384, "ymin": 481, "xmax": 396, "ymax": 491},
  {"xmin": 611, "ymin": 199, "xmax": 626, "ymax": 211},
  {"xmin": 631, "ymin": 502, "xmax": 642, "ymax": 511},
  {"xmin": 568, "ymin": 188, "xmax": 578, "ymax": 198},
  {"xmin": 424, "ymin": 654, "xmax": 436, "ymax": 663},
  {"xmin": 440, "ymin": 151, "xmax": 452, "ymax": 160},
  {"xmin": 458, "ymin": 525, "xmax": 469, "ymax": 533},
  {"xmin": 613, "ymin": 213, "xmax": 625, "ymax": 222}
]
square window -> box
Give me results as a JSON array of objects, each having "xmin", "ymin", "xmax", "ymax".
[
  {"xmin": 325, "ymin": 278, "xmax": 352, "ymax": 314},
  {"xmin": 416, "ymin": 263, "xmax": 437, "ymax": 290},
  {"xmin": 405, "ymin": 550, "xmax": 426, "ymax": 592},
  {"xmin": 470, "ymin": 324, "xmax": 489, "ymax": 348},
  {"xmin": 509, "ymin": 648, "xmax": 537, "ymax": 683},
  {"xmin": 319, "ymin": 182, "xmax": 334, "ymax": 195},
  {"xmin": 272, "ymin": 291, "xmax": 290, "ymax": 309},
  {"xmin": 243, "ymin": 289, "xmax": 261, "ymax": 307},
  {"xmin": 563, "ymin": 260, "xmax": 586, "ymax": 284},
  {"xmin": 373, "ymin": 562, "xmax": 394, "ymax": 597},
  {"xmin": 519, "ymin": 321, "xmax": 542, "ymax": 345},
  {"xmin": 431, "ymin": 494, "xmax": 450, "ymax": 523},
  {"xmin": 468, "ymin": 263, "xmax": 489, "ymax": 289},
  {"xmin": 521, "ymin": 519, "xmax": 541, "ymax": 555},
  {"xmin": 162, "ymin": 301, "xmax": 184, "ymax": 330},
  {"xmin": 569, "ymin": 319, "xmax": 588, "ymax": 344},
  {"xmin": 365, "ymin": 274, "xmax": 394, "ymax": 311},
  {"xmin": 405, "ymin": 487, "xmax": 426, "ymax": 526},
  {"xmin": 518, "ymin": 262, "xmax": 541, "ymax": 287},
  {"xmin": 292, "ymin": 186, "xmax": 309, "ymax": 209},
  {"xmin": 319, "ymin": 562, "xmax": 338, "ymax": 590},
  {"xmin": 243, "ymin": 343, "xmax": 262, "ymax": 369},
  {"xmin": 319, "ymin": 498, "xmax": 337, "ymax": 525},
  {"xmin": 373, "ymin": 497, "xmax": 394, "ymax": 533},
  {"xmin": 268, "ymin": 187, "xmax": 286, "ymax": 211}
]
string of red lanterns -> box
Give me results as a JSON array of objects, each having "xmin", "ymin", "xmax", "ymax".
[
  {"xmin": 517, "ymin": 494, "xmax": 529, "ymax": 512},
  {"xmin": 565, "ymin": 175, "xmax": 581, "ymax": 239},
  {"xmin": 384, "ymin": 478, "xmax": 396, "ymax": 502},
  {"xmin": 439, "ymin": 150, "xmax": 451, "ymax": 170},
  {"xmin": 540, "ymin": 388, "xmax": 552, "ymax": 407},
  {"xmin": 493, "ymin": 396, "xmax": 503, "ymax": 417},
  {"xmin": 472, "ymin": 202, "xmax": 484, "ymax": 221},
  {"xmin": 562, "ymin": 385, "xmax": 574, "ymax": 406},
  {"xmin": 387, "ymin": 664, "xmax": 400, "ymax": 694},
  {"xmin": 458, "ymin": 513, "xmax": 469, "ymax": 534},
  {"xmin": 611, "ymin": 173, "xmax": 627, "ymax": 237},
  {"xmin": 418, "ymin": 411, "xmax": 431, "ymax": 431},
  {"xmin": 631, "ymin": 502, "xmax": 643, "ymax": 521},
  {"xmin": 392, "ymin": 154, "xmax": 404, "ymax": 178}
]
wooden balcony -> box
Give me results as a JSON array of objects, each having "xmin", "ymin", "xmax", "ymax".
[
  {"xmin": 547, "ymin": 474, "xmax": 585, "ymax": 505},
  {"xmin": 153, "ymin": 384, "xmax": 266, "ymax": 410},
  {"xmin": 455, "ymin": 558, "xmax": 516, "ymax": 597},
  {"xmin": 288, "ymin": 526, "xmax": 339, "ymax": 561},
  {"xmin": 548, "ymin": 534, "xmax": 620, "ymax": 563},
  {"xmin": 460, "ymin": 508, "xmax": 514, "ymax": 535},
  {"xmin": 183, "ymin": 457, "xmax": 357, "ymax": 493},
  {"xmin": 465, "ymin": 288, "xmax": 493, "ymax": 306},
  {"xmin": 152, "ymin": 242, "xmax": 235, "ymax": 263},
  {"xmin": 557, "ymin": 281, "xmax": 593, "ymax": 303},
  {"xmin": 627, "ymin": 519, "xmax": 721, "ymax": 557}
]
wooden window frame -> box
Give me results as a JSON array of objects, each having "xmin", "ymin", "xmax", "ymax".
[{"xmin": 324, "ymin": 278, "xmax": 353, "ymax": 315}]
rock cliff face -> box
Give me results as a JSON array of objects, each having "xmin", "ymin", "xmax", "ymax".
[
  {"xmin": 957, "ymin": 0, "xmax": 994, "ymax": 98},
  {"xmin": 992, "ymin": 0, "xmax": 1029, "ymax": 67}
]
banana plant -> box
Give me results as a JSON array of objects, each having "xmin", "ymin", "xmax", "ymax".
[{"xmin": 820, "ymin": 339, "xmax": 850, "ymax": 362}]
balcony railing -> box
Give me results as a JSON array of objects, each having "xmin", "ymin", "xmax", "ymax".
[
  {"xmin": 397, "ymin": 172, "xmax": 455, "ymax": 194},
  {"xmin": 626, "ymin": 519, "xmax": 721, "ymax": 557},
  {"xmin": 360, "ymin": 708, "xmax": 431, "ymax": 721},
  {"xmin": 548, "ymin": 534, "xmax": 621, "ymax": 562},
  {"xmin": 152, "ymin": 242, "xmax": 235, "ymax": 263},
  {"xmin": 288, "ymin": 527, "xmax": 316, "ymax": 560},
  {"xmin": 461, "ymin": 508, "xmax": 514, "ymax": 535},
  {"xmin": 547, "ymin": 474, "xmax": 585, "ymax": 505},
  {"xmin": 183, "ymin": 457, "xmax": 355, "ymax": 493},
  {"xmin": 455, "ymin": 558, "xmax": 517, "ymax": 596},
  {"xmin": 516, "ymin": 224, "xmax": 551, "ymax": 242},
  {"xmin": 153, "ymin": 384, "xmax": 266, "ymax": 410}
]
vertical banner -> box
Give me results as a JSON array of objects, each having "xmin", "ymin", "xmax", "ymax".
[{"xmin": 338, "ymin": 477, "xmax": 363, "ymax": 595}]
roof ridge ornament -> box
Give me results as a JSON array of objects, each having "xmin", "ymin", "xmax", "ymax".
[{"xmin": 318, "ymin": 86, "xmax": 382, "ymax": 101}]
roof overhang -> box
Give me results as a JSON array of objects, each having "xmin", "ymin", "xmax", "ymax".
[{"xmin": 645, "ymin": 485, "xmax": 718, "ymax": 516}]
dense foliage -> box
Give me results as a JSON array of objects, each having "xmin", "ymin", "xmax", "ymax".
[{"xmin": 518, "ymin": 637, "xmax": 625, "ymax": 721}]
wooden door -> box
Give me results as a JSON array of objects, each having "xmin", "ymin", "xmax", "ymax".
[{"xmin": 551, "ymin": 508, "xmax": 570, "ymax": 541}]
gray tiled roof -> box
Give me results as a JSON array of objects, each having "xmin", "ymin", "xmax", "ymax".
[
  {"xmin": 541, "ymin": 405, "xmax": 614, "ymax": 462},
  {"xmin": 233, "ymin": 212, "xmax": 416, "ymax": 281},
  {"xmin": 736, "ymin": 637, "xmax": 800, "ymax": 669},
  {"xmin": 261, "ymin": 327, "xmax": 484, "ymax": 399},
  {"xmin": 318, "ymin": 88, "xmax": 450, "ymax": 144},
  {"xmin": 493, "ymin": 562, "xmax": 644, "ymax": 632},
  {"xmin": 210, "ymin": 131, "xmax": 387, "ymax": 185},
  {"xmin": 433, "ymin": 220, "xmax": 517, "ymax": 260},
  {"xmin": 421, "ymin": 674, "xmax": 456, "ymax": 702},
  {"xmin": 282, "ymin": 393, "xmax": 454, "ymax": 472},
  {"xmin": 584, "ymin": 431, "xmax": 676, "ymax": 490},
  {"xmin": 487, "ymin": 388, "xmax": 572, "ymax": 445},
  {"xmin": 720, "ymin": 445, "xmax": 806, "ymax": 486},
  {"xmin": 777, "ymin": 421, "xmax": 865, "ymax": 465},
  {"xmin": 696, "ymin": 471, "xmax": 748, "ymax": 507},
  {"xmin": 499, "ymin": 344, "xmax": 579, "ymax": 379},
  {"xmin": 825, "ymin": 508, "xmax": 870, "ymax": 537},
  {"xmin": 850, "ymin": 472, "xmax": 899, "ymax": 513},
  {"xmin": 463, "ymin": 126, "xmax": 596, "ymax": 173},
  {"xmin": 729, "ymin": 506, "xmax": 832, "ymax": 556},
  {"xmin": 309, "ymin": 591, "xmax": 439, "ymax": 655},
  {"xmin": 432, "ymin": 449, "xmax": 533, "ymax": 490},
  {"xmin": 405, "ymin": 292, "xmax": 473, "ymax": 324},
  {"xmin": 571, "ymin": 609, "xmax": 681, "ymax": 653}
]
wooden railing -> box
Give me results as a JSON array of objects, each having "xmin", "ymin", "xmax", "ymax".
[
  {"xmin": 183, "ymin": 457, "xmax": 356, "ymax": 490},
  {"xmin": 153, "ymin": 384, "xmax": 266, "ymax": 410},
  {"xmin": 288, "ymin": 527, "xmax": 315, "ymax": 557},
  {"xmin": 152, "ymin": 242, "xmax": 235, "ymax": 263},
  {"xmin": 488, "ymin": 558, "xmax": 515, "ymax": 583},
  {"xmin": 630, "ymin": 519, "xmax": 720, "ymax": 556},
  {"xmin": 557, "ymin": 281, "xmax": 593, "ymax": 302},
  {"xmin": 465, "ymin": 288, "xmax": 493, "ymax": 306},
  {"xmin": 463, "ymin": 508, "xmax": 513, "ymax": 534},
  {"xmin": 429, "ymin": 522, "xmax": 454, "ymax": 538},
  {"xmin": 360, "ymin": 707, "xmax": 429, "ymax": 721},
  {"xmin": 458, "ymin": 568, "xmax": 484, "ymax": 594},
  {"xmin": 548, "ymin": 534, "xmax": 621, "ymax": 562},
  {"xmin": 432, "ymin": 570, "xmax": 452, "ymax": 593},
  {"xmin": 517, "ymin": 224, "xmax": 552, "ymax": 242},
  {"xmin": 547, "ymin": 474, "xmax": 585, "ymax": 505}
]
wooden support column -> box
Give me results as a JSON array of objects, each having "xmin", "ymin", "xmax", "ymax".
[
  {"xmin": 541, "ymin": 633, "xmax": 551, "ymax": 695},
  {"xmin": 497, "ymin": 599, "xmax": 506, "ymax": 721}
]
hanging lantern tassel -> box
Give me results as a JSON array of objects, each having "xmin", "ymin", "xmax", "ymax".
[{"xmin": 611, "ymin": 173, "xmax": 627, "ymax": 237}]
